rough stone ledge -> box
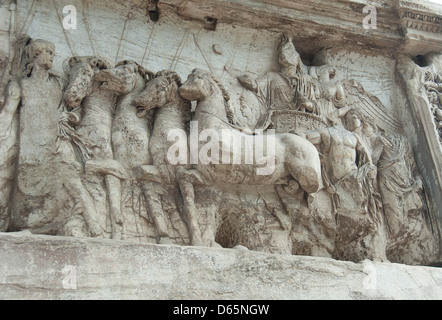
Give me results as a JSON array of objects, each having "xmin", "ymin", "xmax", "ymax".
[{"xmin": 0, "ymin": 231, "xmax": 441, "ymax": 300}]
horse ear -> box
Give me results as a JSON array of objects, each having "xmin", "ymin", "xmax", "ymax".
[
  {"xmin": 115, "ymin": 60, "xmax": 127, "ymax": 68},
  {"xmin": 100, "ymin": 59, "xmax": 112, "ymax": 70},
  {"xmin": 88, "ymin": 57, "xmax": 99, "ymax": 68},
  {"xmin": 69, "ymin": 57, "xmax": 79, "ymax": 67},
  {"xmin": 137, "ymin": 64, "xmax": 147, "ymax": 78},
  {"xmin": 170, "ymin": 72, "xmax": 182, "ymax": 86},
  {"xmin": 89, "ymin": 57, "xmax": 109, "ymax": 70},
  {"xmin": 145, "ymin": 70, "xmax": 155, "ymax": 81},
  {"xmin": 24, "ymin": 38, "xmax": 34, "ymax": 57}
]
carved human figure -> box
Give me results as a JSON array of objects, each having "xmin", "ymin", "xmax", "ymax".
[
  {"xmin": 304, "ymin": 111, "xmax": 372, "ymax": 197},
  {"xmin": 304, "ymin": 109, "xmax": 387, "ymax": 262},
  {"xmin": 9, "ymin": 39, "xmax": 102, "ymax": 237},
  {"xmin": 0, "ymin": 80, "xmax": 21, "ymax": 231},
  {"xmin": 309, "ymin": 65, "xmax": 346, "ymax": 125},
  {"xmin": 64, "ymin": 56, "xmax": 129, "ymax": 239},
  {"xmin": 378, "ymin": 135, "xmax": 422, "ymax": 233},
  {"xmin": 376, "ymin": 131, "xmax": 439, "ymax": 264},
  {"xmin": 237, "ymin": 33, "xmax": 320, "ymax": 129}
]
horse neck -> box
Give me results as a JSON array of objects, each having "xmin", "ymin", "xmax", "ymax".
[
  {"xmin": 84, "ymin": 83, "xmax": 117, "ymax": 109},
  {"xmin": 117, "ymin": 76, "xmax": 146, "ymax": 113},
  {"xmin": 154, "ymin": 93, "xmax": 190, "ymax": 133},
  {"xmin": 194, "ymin": 88, "xmax": 229, "ymax": 127}
]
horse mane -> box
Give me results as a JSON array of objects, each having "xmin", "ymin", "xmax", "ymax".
[
  {"xmin": 63, "ymin": 55, "xmax": 114, "ymax": 79},
  {"xmin": 116, "ymin": 60, "xmax": 155, "ymax": 81},
  {"xmin": 192, "ymin": 69, "xmax": 235, "ymax": 124},
  {"xmin": 154, "ymin": 70, "xmax": 182, "ymax": 87}
]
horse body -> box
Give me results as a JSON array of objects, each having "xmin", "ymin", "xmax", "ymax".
[
  {"xmin": 156, "ymin": 68, "xmax": 321, "ymax": 246},
  {"xmin": 97, "ymin": 61, "xmax": 151, "ymax": 172},
  {"xmin": 94, "ymin": 60, "xmax": 152, "ymax": 240},
  {"xmin": 135, "ymin": 71, "xmax": 190, "ymax": 178},
  {"xmin": 179, "ymin": 69, "xmax": 322, "ymax": 194},
  {"xmin": 77, "ymin": 86, "xmax": 117, "ymax": 160},
  {"xmin": 65, "ymin": 62, "xmax": 117, "ymax": 161},
  {"xmin": 135, "ymin": 71, "xmax": 191, "ymax": 243},
  {"xmin": 64, "ymin": 57, "xmax": 126, "ymax": 239}
]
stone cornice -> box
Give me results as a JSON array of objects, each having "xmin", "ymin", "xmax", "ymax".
[
  {"xmin": 155, "ymin": 0, "xmax": 442, "ymax": 56},
  {"xmin": 158, "ymin": 0, "xmax": 403, "ymax": 56},
  {"xmin": 397, "ymin": 0, "xmax": 442, "ymax": 41}
]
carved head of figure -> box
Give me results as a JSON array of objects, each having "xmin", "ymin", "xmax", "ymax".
[
  {"xmin": 310, "ymin": 65, "xmax": 338, "ymax": 83},
  {"xmin": 134, "ymin": 70, "xmax": 183, "ymax": 118},
  {"xmin": 95, "ymin": 60, "xmax": 151, "ymax": 94},
  {"xmin": 63, "ymin": 56, "xmax": 113, "ymax": 108},
  {"xmin": 343, "ymin": 109, "xmax": 363, "ymax": 132},
  {"xmin": 277, "ymin": 33, "xmax": 302, "ymax": 71},
  {"xmin": 24, "ymin": 39, "xmax": 55, "ymax": 75},
  {"xmin": 362, "ymin": 120, "xmax": 377, "ymax": 137}
]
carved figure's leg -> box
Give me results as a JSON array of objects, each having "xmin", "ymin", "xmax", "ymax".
[
  {"xmin": 105, "ymin": 174, "xmax": 123, "ymax": 240},
  {"xmin": 0, "ymin": 81, "xmax": 21, "ymax": 231},
  {"xmin": 177, "ymin": 175, "xmax": 203, "ymax": 246},
  {"xmin": 142, "ymin": 182, "xmax": 172, "ymax": 244},
  {"xmin": 64, "ymin": 174, "xmax": 104, "ymax": 238},
  {"xmin": 85, "ymin": 159, "xmax": 130, "ymax": 180},
  {"xmin": 134, "ymin": 165, "xmax": 162, "ymax": 184}
]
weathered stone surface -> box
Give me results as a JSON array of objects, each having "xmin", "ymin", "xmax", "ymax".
[
  {"xmin": 0, "ymin": 232, "xmax": 441, "ymax": 300},
  {"xmin": 0, "ymin": 0, "xmax": 441, "ymax": 273}
]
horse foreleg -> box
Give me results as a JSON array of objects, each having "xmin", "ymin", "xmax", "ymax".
[
  {"xmin": 105, "ymin": 174, "xmax": 123, "ymax": 240},
  {"xmin": 134, "ymin": 165, "xmax": 163, "ymax": 184},
  {"xmin": 64, "ymin": 174, "xmax": 104, "ymax": 238},
  {"xmin": 285, "ymin": 137, "xmax": 322, "ymax": 194},
  {"xmin": 85, "ymin": 159, "xmax": 130, "ymax": 180},
  {"xmin": 142, "ymin": 182, "xmax": 173, "ymax": 244},
  {"xmin": 178, "ymin": 178, "xmax": 203, "ymax": 246}
]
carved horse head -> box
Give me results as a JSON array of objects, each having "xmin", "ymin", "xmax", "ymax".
[
  {"xmin": 134, "ymin": 70, "xmax": 184, "ymax": 118},
  {"xmin": 95, "ymin": 60, "xmax": 153, "ymax": 95},
  {"xmin": 64, "ymin": 56, "xmax": 113, "ymax": 108},
  {"xmin": 179, "ymin": 68, "xmax": 235, "ymax": 124},
  {"xmin": 178, "ymin": 68, "xmax": 216, "ymax": 102}
]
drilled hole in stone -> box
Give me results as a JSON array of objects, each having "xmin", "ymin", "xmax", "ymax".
[
  {"xmin": 204, "ymin": 17, "xmax": 218, "ymax": 31},
  {"xmin": 413, "ymin": 55, "xmax": 428, "ymax": 67}
]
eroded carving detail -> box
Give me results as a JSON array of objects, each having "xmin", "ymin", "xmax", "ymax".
[
  {"xmin": 423, "ymin": 53, "xmax": 442, "ymax": 144},
  {"xmin": 0, "ymin": 33, "xmax": 439, "ymax": 266}
]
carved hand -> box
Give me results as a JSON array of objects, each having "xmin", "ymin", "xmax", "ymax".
[
  {"xmin": 67, "ymin": 111, "xmax": 81, "ymax": 125},
  {"xmin": 413, "ymin": 177, "xmax": 423, "ymax": 192}
]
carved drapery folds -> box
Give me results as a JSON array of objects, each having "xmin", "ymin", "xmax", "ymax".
[{"xmin": 0, "ymin": 32, "xmax": 439, "ymax": 266}]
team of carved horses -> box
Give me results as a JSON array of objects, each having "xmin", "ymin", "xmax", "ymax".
[{"xmin": 65, "ymin": 57, "xmax": 322, "ymax": 246}]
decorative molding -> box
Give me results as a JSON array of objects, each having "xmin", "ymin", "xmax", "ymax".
[
  {"xmin": 396, "ymin": 0, "xmax": 442, "ymax": 55},
  {"xmin": 398, "ymin": 0, "xmax": 442, "ymax": 33}
]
